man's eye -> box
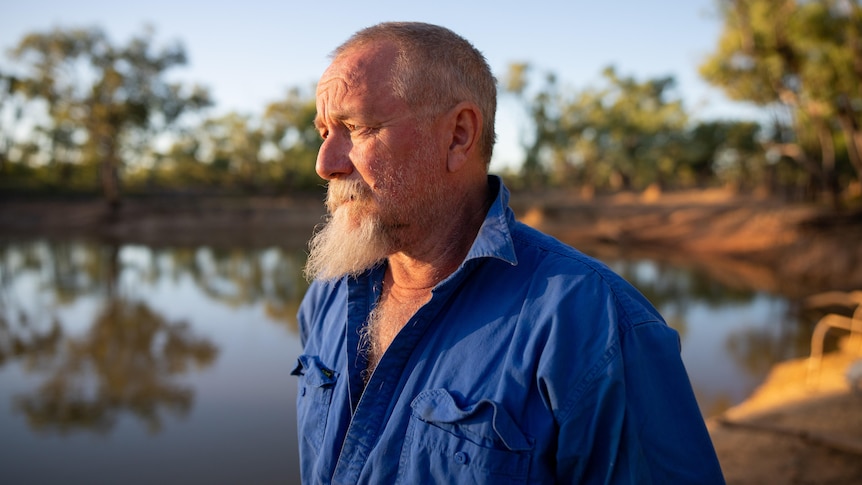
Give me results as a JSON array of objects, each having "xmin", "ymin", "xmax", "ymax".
[{"xmin": 344, "ymin": 123, "xmax": 357, "ymax": 131}]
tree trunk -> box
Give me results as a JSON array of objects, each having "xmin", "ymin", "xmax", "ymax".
[
  {"xmin": 836, "ymin": 109, "xmax": 862, "ymax": 183},
  {"xmin": 816, "ymin": 123, "xmax": 840, "ymax": 209},
  {"xmin": 99, "ymin": 135, "xmax": 122, "ymax": 222}
]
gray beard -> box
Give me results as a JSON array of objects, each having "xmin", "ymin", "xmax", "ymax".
[{"xmin": 303, "ymin": 203, "xmax": 390, "ymax": 282}]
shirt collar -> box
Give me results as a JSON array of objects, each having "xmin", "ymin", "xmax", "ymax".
[{"xmin": 462, "ymin": 175, "xmax": 518, "ymax": 267}]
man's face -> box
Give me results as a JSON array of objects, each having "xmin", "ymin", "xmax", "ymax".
[{"xmin": 305, "ymin": 42, "xmax": 448, "ymax": 281}]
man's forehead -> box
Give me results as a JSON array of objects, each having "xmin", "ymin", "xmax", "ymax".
[
  {"xmin": 317, "ymin": 42, "xmax": 397, "ymax": 94},
  {"xmin": 317, "ymin": 62, "xmax": 362, "ymax": 94},
  {"xmin": 314, "ymin": 67, "xmax": 376, "ymax": 116}
]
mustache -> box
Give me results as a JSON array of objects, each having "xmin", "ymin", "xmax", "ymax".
[{"xmin": 325, "ymin": 179, "xmax": 373, "ymax": 212}]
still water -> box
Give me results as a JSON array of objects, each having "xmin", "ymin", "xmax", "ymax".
[{"xmin": 0, "ymin": 238, "xmax": 812, "ymax": 484}]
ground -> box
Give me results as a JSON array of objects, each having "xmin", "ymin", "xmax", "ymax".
[{"xmin": 708, "ymin": 336, "xmax": 862, "ymax": 484}]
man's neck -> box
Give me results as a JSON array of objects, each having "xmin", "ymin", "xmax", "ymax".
[
  {"xmin": 361, "ymin": 179, "xmax": 493, "ymax": 380},
  {"xmin": 385, "ymin": 181, "xmax": 493, "ymax": 294}
]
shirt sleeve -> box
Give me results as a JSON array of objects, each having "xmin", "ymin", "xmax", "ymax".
[{"xmin": 556, "ymin": 320, "xmax": 725, "ymax": 484}]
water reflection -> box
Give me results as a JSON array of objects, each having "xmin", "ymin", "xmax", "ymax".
[
  {"xmin": 3, "ymin": 241, "xmax": 218, "ymax": 434},
  {"xmin": 16, "ymin": 298, "xmax": 217, "ymax": 434},
  {"xmin": 599, "ymin": 256, "xmax": 813, "ymax": 417},
  {"xmin": 0, "ymin": 238, "xmax": 812, "ymax": 483},
  {"xmin": 1, "ymin": 239, "xmax": 307, "ymax": 484}
]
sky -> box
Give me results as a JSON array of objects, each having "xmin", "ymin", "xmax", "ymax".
[{"xmin": 1, "ymin": 0, "xmax": 764, "ymax": 169}]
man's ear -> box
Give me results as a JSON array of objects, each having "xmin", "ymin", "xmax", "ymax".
[{"xmin": 446, "ymin": 102, "xmax": 482, "ymax": 173}]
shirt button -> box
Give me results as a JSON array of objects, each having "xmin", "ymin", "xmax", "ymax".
[{"xmin": 454, "ymin": 451, "xmax": 469, "ymax": 465}]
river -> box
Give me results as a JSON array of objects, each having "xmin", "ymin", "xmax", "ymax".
[{"xmin": 0, "ymin": 237, "xmax": 818, "ymax": 484}]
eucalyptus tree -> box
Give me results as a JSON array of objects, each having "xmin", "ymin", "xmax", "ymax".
[
  {"xmin": 683, "ymin": 120, "xmax": 764, "ymax": 190},
  {"xmin": 194, "ymin": 112, "xmax": 266, "ymax": 191},
  {"xmin": 700, "ymin": 0, "xmax": 862, "ymax": 203},
  {"xmin": 502, "ymin": 62, "xmax": 558, "ymax": 189},
  {"xmin": 6, "ymin": 26, "xmax": 211, "ymax": 208},
  {"xmin": 505, "ymin": 64, "xmax": 689, "ymax": 191},
  {"xmin": 261, "ymin": 86, "xmax": 322, "ymax": 191},
  {"xmin": 139, "ymin": 86, "xmax": 320, "ymax": 194},
  {"xmin": 567, "ymin": 67, "xmax": 689, "ymax": 191}
]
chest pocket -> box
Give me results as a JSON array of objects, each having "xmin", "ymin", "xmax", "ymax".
[
  {"xmin": 397, "ymin": 388, "xmax": 533, "ymax": 484},
  {"xmin": 291, "ymin": 354, "xmax": 338, "ymax": 450}
]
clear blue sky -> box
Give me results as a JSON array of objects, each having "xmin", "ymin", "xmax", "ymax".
[{"xmin": 1, "ymin": 0, "xmax": 763, "ymax": 169}]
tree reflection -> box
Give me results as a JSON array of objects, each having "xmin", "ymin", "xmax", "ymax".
[
  {"xmin": 176, "ymin": 246, "xmax": 308, "ymax": 333},
  {"xmin": 15, "ymin": 298, "xmax": 217, "ymax": 434},
  {"xmin": 1, "ymin": 240, "xmax": 219, "ymax": 435},
  {"xmin": 724, "ymin": 302, "xmax": 815, "ymax": 377},
  {"xmin": 4, "ymin": 235, "xmax": 817, "ymax": 431},
  {"xmin": 0, "ymin": 241, "xmax": 66, "ymax": 368},
  {"xmin": 0, "ymin": 315, "xmax": 63, "ymax": 369},
  {"xmin": 1, "ymin": 239, "xmax": 312, "ymax": 435},
  {"xmin": 605, "ymin": 257, "xmax": 759, "ymax": 339},
  {"xmin": 608, "ymin": 256, "xmax": 755, "ymax": 311}
]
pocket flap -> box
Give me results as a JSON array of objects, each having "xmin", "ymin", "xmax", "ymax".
[
  {"xmin": 291, "ymin": 354, "xmax": 338, "ymax": 388},
  {"xmin": 411, "ymin": 389, "xmax": 532, "ymax": 451}
]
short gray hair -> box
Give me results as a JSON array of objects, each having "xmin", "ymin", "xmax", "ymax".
[{"xmin": 333, "ymin": 22, "xmax": 497, "ymax": 166}]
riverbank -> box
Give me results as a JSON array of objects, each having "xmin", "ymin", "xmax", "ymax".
[
  {"xmin": 708, "ymin": 332, "xmax": 862, "ymax": 484},
  {"xmin": 514, "ymin": 187, "xmax": 862, "ymax": 297},
  {"xmin": 3, "ymin": 189, "xmax": 860, "ymax": 296}
]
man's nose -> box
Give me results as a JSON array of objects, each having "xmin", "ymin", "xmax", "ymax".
[{"xmin": 315, "ymin": 135, "xmax": 354, "ymax": 180}]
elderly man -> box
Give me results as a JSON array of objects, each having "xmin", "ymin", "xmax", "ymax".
[{"xmin": 293, "ymin": 21, "xmax": 724, "ymax": 484}]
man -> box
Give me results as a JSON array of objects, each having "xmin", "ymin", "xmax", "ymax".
[{"xmin": 294, "ymin": 21, "xmax": 725, "ymax": 484}]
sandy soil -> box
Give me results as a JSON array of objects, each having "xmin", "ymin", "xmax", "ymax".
[
  {"xmin": 515, "ymin": 188, "xmax": 862, "ymax": 296},
  {"xmin": 709, "ymin": 335, "xmax": 862, "ymax": 484}
]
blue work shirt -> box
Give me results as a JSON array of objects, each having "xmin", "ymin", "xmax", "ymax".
[{"xmin": 294, "ymin": 176, "xmax": 725, "ymax": 484}]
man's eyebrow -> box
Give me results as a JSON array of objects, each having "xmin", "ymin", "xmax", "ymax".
[{"xmin": 313, "ymin": 109, "xmax": 356, "ymax": 129}]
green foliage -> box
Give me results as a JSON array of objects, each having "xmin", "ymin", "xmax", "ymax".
[
  {"xmin": 1, "ymin": 26, "xmax": 327, "ymax": 197},
  {"xmin": 4, "ymin": 26, "xmax": 212, "ymax": 201},
  {"xmin": 682, "ymin": 120, "xmax": 764, "ymax": 189},
  {"xmin": 261, "ymin": 87, "xmax": 323, "ymax": 191},
  {"xmin": 4, "ymin": 16, "xmax": 859, "ymax": 202},
  {"xmin": 124, "ymin": 86, "xmax": 322, "ymax": 194},
  {"xmin": 504, "ymin": 63, "xmax": 743, "ymax": 192},
  {"xmin": 700, "ymin": 0, "xmax": 862, "ymax": 203}
]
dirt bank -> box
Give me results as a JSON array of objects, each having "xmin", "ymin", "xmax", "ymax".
[
  {"xmin": 708, "ymin": 333, "xmax": 862, "ymax": 484},
  {"xmin": 1, "ymin": 189, "xmax": 860, "ymax": 294},
  {"xmin": 0, "ymin": 194, "xmax": 327, "ymax": 249},
  {"xmin": 513, "ymin": 188, "xmax": 862, "ymax": 297}
]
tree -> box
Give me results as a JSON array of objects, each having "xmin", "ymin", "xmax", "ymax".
[
  {"xmin": 503, "ymin": 62, "xmax": 559, "ymax": 188},
  {"xmin": 196, "ymin": 112, "xmax": 265, "ymax": 190},
  {"xmin": 6, "ymin": 26, "xmax": 211, "ymax": 210},
  {"xmin": 261, "ymin": 86, "xmax": 322, "ymax": 191},
  {"xmin": 682, "ymin": 120, "xmax": 764, "ymax": 189},
  {"xmin": 504, "ymin": 64, "xmax": 689, "ymax": 192},
  {"xmin": 700, "ymin": 0, "xmax": 862, "ymax": 204},
  {"xmin": 134, "ymin": 87, "xmax": 321, "ymax": 194}
]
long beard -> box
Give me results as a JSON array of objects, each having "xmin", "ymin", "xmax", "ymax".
[{"xmin": 304, "ymin": 179, "xmax": 391, "ymax": 282}]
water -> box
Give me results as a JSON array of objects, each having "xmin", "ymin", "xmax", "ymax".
[{"xmin": 0, "ymin": 238, "xmax": 813, "ymax": 484}]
